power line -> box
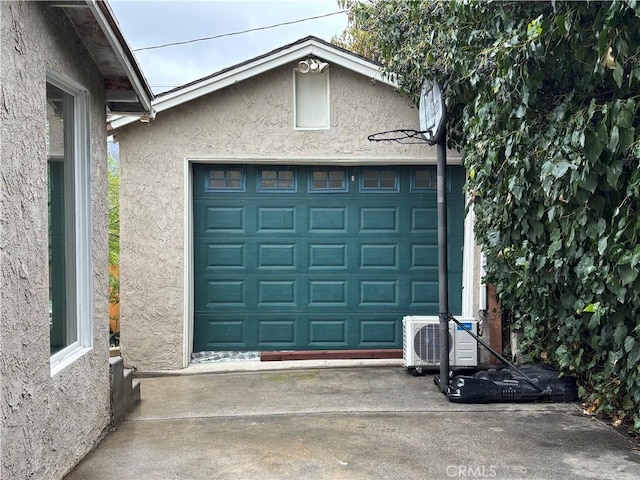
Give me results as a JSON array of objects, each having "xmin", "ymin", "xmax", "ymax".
[{"xmin": 134, "ymin": 10, "xmax": 347, "ymax": 52}]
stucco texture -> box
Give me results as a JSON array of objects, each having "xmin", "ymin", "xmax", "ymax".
[
  {"xmin": 1, "ymin": 3, "xmax": 110, "ymax": 479},
  {"xmin": 116, "ymin": 60, "xmax": 466, "ymax": 371}
]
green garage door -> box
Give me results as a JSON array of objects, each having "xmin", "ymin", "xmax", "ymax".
[{"xmin": 193, "ymin": 164, "xmax": 465, "ymax": 352}]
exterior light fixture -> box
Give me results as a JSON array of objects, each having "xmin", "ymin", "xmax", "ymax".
[{"xmin": 297, "ymin": 58, "xmax": 329, "ymax": 74}]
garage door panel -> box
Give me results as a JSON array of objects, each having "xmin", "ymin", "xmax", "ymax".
[
  {"xmin": 360, "ymin": 280, "xmax": 399, "ymax": 306},
  {"xmin": 308, "ymin": 318, "xmax": 348, "ymax": 346},
  {"xmin": 257, "ymin": 319, "xmax": 297, "ymax": 346},
  {"xmin": 257, "ymin": 280, "xmax": 297, "ymax": 306},
  {"xmin": 309, "ymin": 243, "xmax": 347, "ymax": 269},
  {"xmin": 411, "ymin": 244, "xmax": 439, "ymax": 269},
  {"xmin": 411, "ymin": 206, "xmax": 437, "ymax": 233},
  {"xmin": 206, "ymin": 244, "xmax": 245, "ymax": 269},
  {"xmin": 257, "ymin": 207, "xmax": 296, "ymax": 232},
  {"xmin": 309, "ymin": 207, "xmax": 347, "ymax": 232},
  {"xmin": 194, "ymin": 317, "xmax": 246, "ymax": 350},
  {"xmin": 204, "ymin": 206, "xmax": 246, "ymax": 232},
  {"xmin": 197, "ymin": 280, "xmax": 245, "ymax": 308},
  {"xmin": 309, "ymin": 280, "xmax": 348, "ymax": 306},
  {"xmin": 360, "ymin": 244, "xmax": 399, "ymax": 269},
  {"xmin": 410, "ymin": 280, "xmax": 439, "ymax": 308},
  {"xmin": 360, "ymin": 207, "xmax": 399, "ymax": 232},
  {"xmin": 257, "ymin": 244, "xmax": 296, "ymax": 269},
  {"xmin": 193, "ymin": 164, "xmax": 465, "ymax": 351},
  {"xmin": 359, "ymin": 318, "xmax": 399, "ymax": 346}
]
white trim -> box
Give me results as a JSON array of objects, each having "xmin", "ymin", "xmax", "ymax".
[
  {"xmin": 461, "ymin": 191, "xmax": 476, "ymax": 317},
  {"xmin": 185, "ymin": 154, "xmax": 463, "ymax": 166},
  {"xmin": 47, "ymin": 70, "xmax": 94, "ymax": 376},
  {"xmin": 183, "ymin": 159, "xmax": 194, "ymax": 368},
  {"xmin": 110, "ymin": 38, "xmax": 393, "ymax": 130}
]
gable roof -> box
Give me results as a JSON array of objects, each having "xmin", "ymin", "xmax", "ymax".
[
  {"xmin": 109, "ymin": 36, "xmax": 395, "ymax": 130},
  {"xmin": 56, "ymin": 0, "xmax": 153, "ymax": 116}
]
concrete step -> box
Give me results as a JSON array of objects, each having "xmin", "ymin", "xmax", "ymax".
[{"xmin": 110, "ymin": 357, "xmax": 141, "ymax": 425}]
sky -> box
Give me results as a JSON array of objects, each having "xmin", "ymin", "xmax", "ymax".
[{"xmin": 109, "ymin": 0, "xmax": 349, "ymax": 94}]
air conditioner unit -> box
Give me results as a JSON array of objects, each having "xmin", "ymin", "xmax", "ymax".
[{"xmin": 403, "ymin": 315, "xmax": 478, "ymax": 369}]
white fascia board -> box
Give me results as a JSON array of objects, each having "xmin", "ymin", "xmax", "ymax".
[
  {"xmin": 185, "ymin": 153, "xmax": 464, "ymax": 165},
  {"xmin": 110, "ymin": 39, "xmax": 395, "ymax": 130},
  {"xmin": 85, "ymin": 0, "xmax": 152, "ymax": 113}
]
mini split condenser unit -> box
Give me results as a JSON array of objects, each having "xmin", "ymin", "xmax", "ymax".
[{"xmin": 403, "ymin": 315, "xmax": 479, "ymax": 369}]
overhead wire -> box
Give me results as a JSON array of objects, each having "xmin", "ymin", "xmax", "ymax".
[{"xmin": 134, "ymin": 10, "xmax": 347, "ymax": 52}]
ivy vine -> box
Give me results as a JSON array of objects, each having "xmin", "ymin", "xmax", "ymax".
[{"xmin": 343, "ymin": 0, "xmax": 640, "ymax": 428}]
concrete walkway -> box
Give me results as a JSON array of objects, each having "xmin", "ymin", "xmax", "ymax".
[{"xmin": 66, "ymin": 364, "xmax": 640, "ymax": 480}]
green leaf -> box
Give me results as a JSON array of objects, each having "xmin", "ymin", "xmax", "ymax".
[
  {"xmin": 584, "ymin": 131, "xmax": 604, "ymax": 163},
  {"xmin": 549, "ymin": 239, "xmax": 562, "ymax": 256},
  {"xmin": 598, "ymin": 235, "xmax": 609, "ymax": 255},
  {"xmin": 552, "ymin": 161, "xmax": 571, "ymax": 178},
  {"xmin": 614, "ymin": 324, "xmax": 628, "ymax": 347},
  {"xmin": 609, "ymin": 125, "xmax": 620, "ymax": 152},
  {"xmin": 583, "ymin": 302, "xmax": 600, "ymax": 313},
  {"xmin": 607, "ymin": 160, "xmax": 623, "ymax": 188},
  {"xmin": 581, "ymin": 173, "xmax": 599, "ymax": 193},
  {"xmin": 619, "ymin": 264, "xmax": 638, "ymax": 286},
  {"xmin": 624, "ymin": 336, "xmax": 635, "ymax": 353},
  {"xmin": 613, "ymin": 64, "xmax": 623, "ymax": 88},
  {"xmin": 555, "ymin": 14, "xmax": 568, "ymax": 35}
]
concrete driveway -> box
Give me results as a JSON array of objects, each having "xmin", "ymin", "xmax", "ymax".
[{"xmin": 66, "ymin": 364, "xmax": 640, "ymax": 480}]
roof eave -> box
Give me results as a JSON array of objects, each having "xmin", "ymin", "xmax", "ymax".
[
  {"xmin": 110, "ymin": 37, "xmax": 395, "ymax": 130},
  {"xmin": 87, "ymin": 0, "xmax": 153, "ymax": 113}
]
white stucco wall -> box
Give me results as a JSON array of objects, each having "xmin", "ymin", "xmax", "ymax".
[
  {"xmin": 116, "ymin": 60, "xmax": 469, "ymax": 371},
  {"xmin": 0, "ymin": 3, "xmax": 110, "ymax": 478}
]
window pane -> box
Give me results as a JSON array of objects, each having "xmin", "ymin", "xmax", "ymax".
[
  {"xmin": 312, "ymin": 171, "xmax": 327, "ymax": 189},
  {"xmin": 380, "ymin": 171, "xmax": 397, "ymax": 189},
  {"xmin": 363, "ymin": 170, "xmax": 379, "ymax": 188},
  {"xmin": 329, "ymin": 171, "xmax": 345, "ymax": 188},
  {"xmin": 47, "ymin": 83, "xmax": 73, "ymax": 354},
  {"xmin": 258, "ymin": 168, "xmax": 296, "ymax": 191},
  {"xmin": 280, "ymin": 171, "xmax": 293, "ymax": 181},
  {"xmin": 207, "ymin": 168, "xmax": 245, "ymax": 191},
  {"xmin": 362, "ymin": 169, "xmax": 398, "ymax": 191},
  {"xmin": 415, "ymin": 168, "xmax": 436, "ymax": 189},
  {"xmin": 47, "ymin": 72, "xmax": 93, "ymax": 373},
  {"xmin": 279, "ymin": 179, "xmax": 294, "ymax": 189},
  {"xmin": 310, "ymin": 169, "xmax": 347, "ymax": 192}
]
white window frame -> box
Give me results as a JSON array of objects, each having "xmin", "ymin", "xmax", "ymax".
[
  {"xmin": 47, "ymin": 70, "xmax": 94, "ymax": 376},
  {"xmin": 293, "ymin": 68, "xmax": 330, "ymax": 130}
]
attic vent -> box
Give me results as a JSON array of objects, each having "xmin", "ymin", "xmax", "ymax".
[{"xmin": 294, "ymin": 67, "xmax": 329, "ymax": 129}]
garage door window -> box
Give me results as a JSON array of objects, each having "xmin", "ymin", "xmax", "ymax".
[
  {"xmin": 258, "ymin": 168, "xmax": 297, "ymax": 192},
  {"xmin": 361, "ymin": 168, "xmax": 399, "ymax": 192},
  {"xmin": 411, "ymin": 167, "xmax": 452, "ymax": 192},
  {"xmin": 309, "ymin": 168, "xmax": 348, "ymax": 193},
  {"xmin": 206, "ymin": 168, "xmax": 245, "ymax": 192}
]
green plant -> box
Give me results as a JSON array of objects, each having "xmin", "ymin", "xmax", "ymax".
[{"xmin": 342, "ymin": 0, "xmax": 640, "ymax": 430}]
